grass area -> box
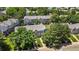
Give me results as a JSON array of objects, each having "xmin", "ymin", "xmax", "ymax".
[
  {"xmin": 69, "ymin": 34, "xmax": 79, "ymax": 42},
  {"xmin": 35, "ymin": 38, "xmax": 44, "ymax": 47},
  {"xmin": 75, "ymin": 34, "xmax": 79, "ymax": 40},
  {"xmin": 71, "ymin": 34, "xmax": 79, "ymax": 41},
  {"xmin": 36, "ymin": 33, "xmax": 79, "ymax": 47},
  {"xmin": 68, "ymin": 37, "xmax": 73, "ymax": 43},
  {"xmin": 69, "ymin": 35, "xmax": 77, "ymax": 42},
  {"xmin": 45, "ymin": 24, "xmax": 50, "ymax": 29}
]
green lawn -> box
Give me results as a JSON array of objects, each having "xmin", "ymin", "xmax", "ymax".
[
  {"xmin": 69, "ymin": 34, "xmax": 79, "ymax": 42},
  {"xmin": 45, "ymin": 24, "xmax": 50, "ymax": 29},
  {"xmin": 35, "ymin": 38, "xmax": 44, "ymax": 47},
  {"xmin": 35, "ymin": 34, "xmax": 79, "ymax": 50},
  {"xmin": 75, "ymin": 34, "xmax": 79, "ymax": 40}
]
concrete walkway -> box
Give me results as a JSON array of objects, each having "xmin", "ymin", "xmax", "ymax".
[
  {"xmin": 60, "ymin": 42, "xmax": 79, "ymax": 51},
  {"xmin": 38, "ymin": 47, "xmax": 55, "ymax": 51}
]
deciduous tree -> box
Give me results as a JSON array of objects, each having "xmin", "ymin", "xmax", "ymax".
[
  {"xmin": 42, "ymin": 23, "xmax": 71, "ymax": 49},
  {"xmin": 7, "ymin": 27, "xmax": 37, "ymax": 50}
]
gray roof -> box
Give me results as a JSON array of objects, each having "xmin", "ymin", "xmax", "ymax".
[
  {"xmin": 24, "ymin": 15, "xmax": 50, "ymax": 20},
  {"xmin": 0, "ymin": 18, "xmax": 19, "ymax": 32},
  {"xmin": 3, "ymin": 20, "xmax": 12, "ymax": 27},
  {"xmin": 0, "ymin": 22, "xmax": 8, "ymax": 32},
  {"xmin": 15, "ymin": 24, "xmax": 46, "ymax": 32},
  {"xmin": 8, "ymin": 19, "xmax": 19, "ymax": 26},
  {"xmin": 68, "ymin": 23, "xmax": 79, "ymax": 30}
]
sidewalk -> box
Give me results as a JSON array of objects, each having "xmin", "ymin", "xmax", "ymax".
[{"xmin": 60, "ymin": 42, "xmax": 79, "ymax": 51}]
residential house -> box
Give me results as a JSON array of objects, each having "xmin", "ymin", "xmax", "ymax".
[
  {"xmin": 15, "ymin": 24, "xmax": 46, "ymax": 36},
  {"xmin": 0, "ymin": 19, "xmax": 19, "ymax": 35},
  {"xmin": 68, "ymin": 23, "xmax": 79, "ymax": 34},
  {"xmin": 23, "ymin": 15, "xmax": 51, "ymax": 25}
]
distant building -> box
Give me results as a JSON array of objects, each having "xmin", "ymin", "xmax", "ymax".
[
  {"xmin": 23, "ymin": 15, "xmax": 51, "ymax": 25},
  {"xmin": 15, "ymin": 24, "xmax": 46, "ymax": 36}
]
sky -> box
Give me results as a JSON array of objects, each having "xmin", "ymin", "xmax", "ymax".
[{"xmin": 0, "ymin": 0, "xmax": 79, "ymax": 7}]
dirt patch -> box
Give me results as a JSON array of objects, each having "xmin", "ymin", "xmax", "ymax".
[{"xmin": 60, "ymin": 42, "xmax": 79, "ymax": 51}]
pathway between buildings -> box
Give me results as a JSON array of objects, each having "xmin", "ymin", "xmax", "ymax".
[{"xmin": 59, "ymin": 42, "xmax": 79, "ymax": 51}]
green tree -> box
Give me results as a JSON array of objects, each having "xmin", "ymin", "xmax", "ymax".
[
  {"xmin": 16, "ymin": 8, "xmax": 26, "ymax": 19},
  {"xmin": 6, "ymin": 7, "xmax": 26, "ymax": 19},
  {"xmin": 50, "ymin": 14, "xmax": 60, "ymax": 23},
  {"xmin": 6, "ymin": 7, "xmax": 17, "ymax": 17},
  {"xmin": 36, "ymin": 7, "xmax": 49, "ymax": 15},
  {"xmin": 70, "ymin": 9, "xmax": 76, "ymax": 15},
  {"xmin": 59, "ymin": 16, "xmax": 68, "ymax": 23},
  {"xmin": 67, "ymin": 15, "xmax": 79, "ymax": 23},
  {"xmin": 0, "ymin": 15, "xmax": 4, "ymax": 22},
  {"xmin": 0, "ymin": 32, "xmax": 5, "ymax": 40},
  {"xmin": 42, "ymin": 23, "xmax": 71, "ymax": 49},
  {"xmin": 0, "ymin": 14, "xmax": 8, "ymax": 22},
  {"xmin": 51, "ymin": 8, "xmax": 60, "ymax": 15},
  {"xmin": 28, "ymin": 7, "xmax": 49, "ymax": 15},
  {"xmin": 7, "ymin": 27, "xmax": 37, "ymax": 51},
  {"xmin": 32, "ymin": 19, "xmax": 41, "ymax": 25},
  {"xmin": 0, "ymin": 32, "xmax": 10, "ymax": 51}
]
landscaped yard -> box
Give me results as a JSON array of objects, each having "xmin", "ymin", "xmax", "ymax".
[
  {"xmin": 36, "ymin": 33, "xmax": 79, "ymax": 51},
  {"xmin": 69, "ymin": 34, "xmax": 79, "ymax": 42},
  {"xmin": 35, "ymin": 38, "xmax": 44, "ymax": 47},
  {"xmin": 37, "ymin": 34, "xmax": 79, "ymax": 51},
  {"xmin": 45, "ymin": 24, "xmax": 50, "ymax": 29}
]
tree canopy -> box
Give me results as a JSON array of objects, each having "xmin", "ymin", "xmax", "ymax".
[
  {"xmin": 6, "ymin": 7, "xmax": 26, "ymax": 19},
  {"xmin": 26, "ymin": 7, "xmax": 49, "ymax": 15},
  {"xmin": 0, "ymin": 14, "xmax": 8, "ymax": 22},
  {"xmin": 32, "ymin": 19, "xmax": 41, "ymax": 25},
  {"xmin": 0, "ymin": 32, "xmax": 10, "ymax": 51},
  {"xmin": 6, "ymin": 7, "xmax": 17, "ymax": 17},
  {"xmin": 6, "ymin": 27, "xmax": 37, "ymax": 50},
  {"xmin": 42, "ymin": 23, "xmax": 71, "ymax": 49}
]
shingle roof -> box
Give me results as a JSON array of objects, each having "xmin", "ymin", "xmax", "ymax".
[
  {"xmin": 24, "ymin": 15, "xmax": 50, "ymax": 20},
  {"xmin": 68, "ymin": 23, "xmax": 79, "ymax": 29},
  {"xmin": 8, "ymin": 19, "xmax": 19, "ymax": 26},
  {"xmin": 15, "ymin": 24, "xmax": 46, "ymax": 32},
  {"xmin": 0, "ymin": 19, "xmax": 19, "ymax": 32},
  {"xmin": 0, "ymin": 22, "xmax": 8, "ymax": 32}
]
